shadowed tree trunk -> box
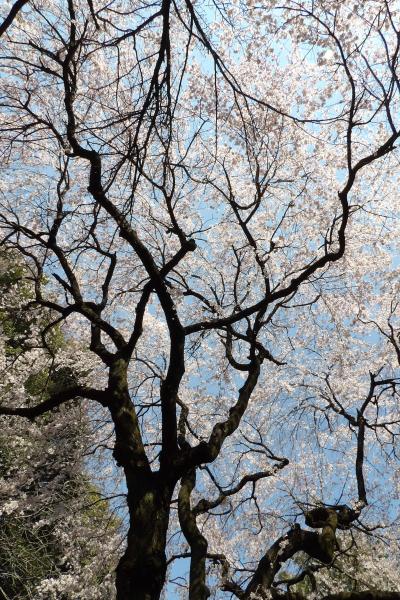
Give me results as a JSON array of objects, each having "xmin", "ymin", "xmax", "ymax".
[
  {"xmin": 106, "ymin": 358, "xmax": 174, "ymax": 600},
  {"xmin": 115, "ymin": 481, "xmax": 173, "ymax": 600}
]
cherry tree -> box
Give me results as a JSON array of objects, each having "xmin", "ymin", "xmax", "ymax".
[{"xmin": 0, "ymin": 1, "xmax": 400, "ymax": 599}]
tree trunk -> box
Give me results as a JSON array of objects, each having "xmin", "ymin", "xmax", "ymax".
[
  {"xmin": 107, "ymin": 360, "xmax": 175, "ymax": 600},
  {"xmin": 115, "ymin": 480, "xmax": 173, "ymax": 600}
]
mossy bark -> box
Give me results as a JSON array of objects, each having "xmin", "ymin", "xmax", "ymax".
[{"xmin": 115, "ymin": 481, "xmax": 173, "ymax": 600}]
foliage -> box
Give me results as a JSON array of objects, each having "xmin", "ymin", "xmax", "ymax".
[{"xmin": 0, "ymin": 254, "xmax": 120, "ymax": 599}]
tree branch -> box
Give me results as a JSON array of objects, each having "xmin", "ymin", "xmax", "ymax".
[
  {"xmin": 0, "ymin": 385, "xmax": 107, "ymax": 420},
  {"xmin": 0, "ymin": 0, "xmax": 28, "ymax": 37}
]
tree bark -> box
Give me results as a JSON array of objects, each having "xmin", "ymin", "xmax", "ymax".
[
  {"xmin": 115, "ymin": 480, "xmax": 173, "ymax": 600},
  {"xmin": 106, "ymin": 359, "xmax": 174, "ymax": 600},
  {"xmin": 178, "ymin": 469, "xmax": 210, "ymax": 600}
]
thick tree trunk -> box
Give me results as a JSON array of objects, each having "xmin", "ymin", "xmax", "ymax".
[
  {"xmin": 115, "ymin": 482, "xmax": 173, "ymax": 600},
  {"xmin": 107, "ymin": 360, "xmax": 175, "ymax": 600}
]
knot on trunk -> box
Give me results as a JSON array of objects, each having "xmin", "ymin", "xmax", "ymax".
[
  {"xmin": 304, "ymin": 507, "xmax": 338, "ymax": 564},
  {"xmin": 306, "ymin": 504, "xmax": 361, "ymax": 530},
  {"xmin": 305, "ymin": 507, "xmax": 337, "ymax": 529}
]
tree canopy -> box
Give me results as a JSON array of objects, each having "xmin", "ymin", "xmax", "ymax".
[{"xmin": 0, "ymin": 1, "xmax": 400, "ymax": 599}]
